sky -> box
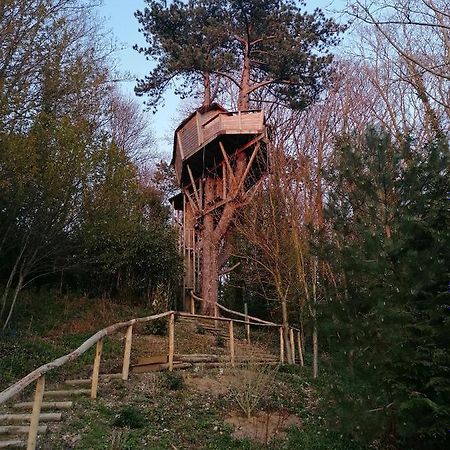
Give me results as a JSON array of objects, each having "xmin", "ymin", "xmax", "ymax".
[{"xmin": 99, "ymin": 0, "xmax": 347, "ymax": 158}]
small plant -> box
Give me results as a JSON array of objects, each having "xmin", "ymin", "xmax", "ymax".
[
  {"xmin": 110, "ymin": 430, "xmax": 139, "ymax": 450},
  {"xmin": 215, "ymin": 335, "xmax": 226, "ymax": 348},
  {"xmin": 227, "ymin": 362, "xmax": 279, "ymax": 419},
  {"xmin": 163, "ymin": 371, "xmax": 184, "ymax": 390},
  {"xmin": 112, "ymin": 405, "xmax": 146, "ymax": 429},
  {"xmin": 196, "ymin": 324, "xmax": 206, "ymax": 335}
]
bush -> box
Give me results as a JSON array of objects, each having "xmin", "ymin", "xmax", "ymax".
[
  {"xmin": 163, "ymin": 371, "xmax": 184, "ymax": 390},
  {"xmin": 196, "ymin": 325, "xmax": 205, "ymax": 335},
  {"xmin": 112, "ymin": 406, "xmax": 146, "ymax": 429},
  {"xmin": 227, "ymin": 363, "xmax": 278, "ymax": 419}
]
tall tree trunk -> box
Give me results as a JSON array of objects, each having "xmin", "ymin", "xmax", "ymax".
[
  {"xmin": 238, "ymin": 50, "xmax": 250, "ymax": 110},
  {"xmin": 312, "ymin": 310, "xmax": 318, "ymax": 378},
  {"xmin": 281, "ymin": 293, "xmax": 293, "ymax": 364},
  {"xmin": 203, "ymin": 72, "xmax": 211, "ymax": 107},
  {"xmin": 199, "ymin": 150, "xmax": 250, "ymax": 314},
  {"xmin": 201, "ymin": 177, "xmax": 217, "ymax": 314},
  {"xmin": 311, "ymin": 258, "xmax": 319, "ymax": 378}
]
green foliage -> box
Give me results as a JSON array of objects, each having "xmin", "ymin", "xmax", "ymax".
[
  {"xmin": 196, "ymin": 324, "xmax": 206, "ymax": 334},
  {"xmin": 163, "ymin": 371, "xmax": 184, "ymax": 390},
  {"xmin": 112, "ymin": 406, "xmax": 147, "ymax": 429},
  {"xmin": 283, "ymin": 425, "xmax": 362, "ymax": 450},
  {"xmin": 321, "ymin": 128, "xmax": 450, "ymax": 449},
  {"xmin": 135, "ymin": 0, "xmax": 345, "ymax": 110},
  {"xmin": 0, "ymin": 1, "xmax": 181, "ymax": 328}
]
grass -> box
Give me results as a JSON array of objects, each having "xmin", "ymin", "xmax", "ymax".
[{"xmin": 35, "ymin": 365, "xmax": 364, "ymax": 450}]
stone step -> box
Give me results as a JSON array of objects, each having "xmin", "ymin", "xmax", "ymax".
[
  {"xmin": 43, "ymin": 389, "xmax": 90, "ymax": 398},
  {"xmin": 12, "ymin": 402, "xmax": 72, "ymax": 411},
  {"xmin": 0, "ymin": 413, "xmax": 61, "ymax": 423},
  {"xmin": 0, "ymin": 439, "xmax": 26, "ymax": 448},
  {"xmin": 0, "ymin": 425, "xmax": 47, "ymax": 435}
]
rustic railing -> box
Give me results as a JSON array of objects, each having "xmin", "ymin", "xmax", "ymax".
[
  {"xmin": 189, "ymin": 292, "xmax": 304, "ymax": 366},
  {"xmin": 0, "ymin": 303, "xmax": 303, "ymax": 450}
]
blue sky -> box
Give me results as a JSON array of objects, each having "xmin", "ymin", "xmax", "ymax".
[{"xmin": 99, "ymin": 0, "xmax": 346, "ymax": 158}]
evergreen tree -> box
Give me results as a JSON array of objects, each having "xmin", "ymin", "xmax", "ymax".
[
  {"xmin": 135, "ymin": 0, "xmax": 344, "ymax": 110},
  {"xmin": 321, "ymin": 128, "xmax": 450, "ymax": 449}
]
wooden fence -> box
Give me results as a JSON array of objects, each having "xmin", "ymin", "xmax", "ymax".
[{"xmin": 0, "ymin": 305, "xmax": 303, "ymax": 450}]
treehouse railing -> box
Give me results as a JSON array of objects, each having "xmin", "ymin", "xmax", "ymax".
[
  {"xmin": 182, "ymin": 110, "xmax": 265, "ymax": 160},
  {"xmin": 0, "ymin": 304, "xmax": 303, "ymax": 450}
]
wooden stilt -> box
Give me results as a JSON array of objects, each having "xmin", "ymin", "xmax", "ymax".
[
  {"xmin": 279, "ymin": 327, "xmax": 285, "ymax": 364},
  {"xmin": 91, "ymin": 339, "xmax": 103, "ymax": 399},
  {"xmin": 229, "ymin": 320, "xmax": 235, "ymax": 367},
  {"xmin": 297, "ymin": 331, "xmax": 304, "ymax": 367},
  {"xmin": 289, "ymin": 328, "xmax": 296, "ymax": 364},
  {"xmin": 122, "ymin": 325, "xmax": 133, "ymax": 380},
  {"xmin": 168, "ymin": 313, "xmax": 175, "ymax": 371},
  {"xmin": 187, "ymin": 164, "xmax": 201, "ymax": 208},
  {"xmin": 27, "ymin": 375, "xmax": 45, "ymax": 450},
  {"xmin": 190, "ymin": 292, "xmax": 195, "ymax": 315}
]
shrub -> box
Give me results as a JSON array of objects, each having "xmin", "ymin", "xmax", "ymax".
[
  {"xmin": 227, "ymin": 363, "xmax": 279, "ymax": 419},
  {"xmin": 112, "ymin": 406, "xmax": 146, "ymax": 429},
  {"xmin": 196, "ymin": 324, "xmax": 205, "ymax": 335},
  {"xmin": 163, "ymin": 371, "xmax": 184, "ymax": 390}
]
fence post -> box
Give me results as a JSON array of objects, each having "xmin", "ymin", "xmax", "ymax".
[
  {"xmin": 229, "ymin": 320, "xmax": 235, "ymax": 367},
  {"xmin": 122, "ymin": 325, "xmax": 133, "ymax": 380},
  {"xmin": 214, "ymin": 304, "xmax": 219, "ymax": 329},
  {"xmin": 289, "ymin": 328, "xmax": 296, "ymax": 364},
  {"xmin": 91, "ymin": 339, "xmax": 103, "ymax": 399},
  {"xmin": 168, "ymin": 313, "xmax": 175, "ymax": 371},
  {"xmin": 279, "ymin": 327, "xmax": 285, "ymax": 364},
  {"xmin": 190, "ymin": 293, "xmax": 195, "ymax": 315},
  {"xmin": 27, "ymin": 375, "xmax": 45, "ymax": 450},
  {"xmin": 244, "ymin": 302, "xmax": 250, "ymax": 344},
  {"xmin": 297, "ymin": 331, "xmax": 304, "ymax": 367}
]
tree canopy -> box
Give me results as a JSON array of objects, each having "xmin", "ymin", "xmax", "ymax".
[
  {"xmin": 135, "ymin": 0, "xmax": 344, "ymax": 111},
  {"xmin": 0, "ymin": 0, "xmax": 181, "ymax": 328}
]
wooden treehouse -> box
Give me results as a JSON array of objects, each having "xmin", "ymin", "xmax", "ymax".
[{"xmin": 170, "ymin": 103, "xmax": 268, "ymax": 311}]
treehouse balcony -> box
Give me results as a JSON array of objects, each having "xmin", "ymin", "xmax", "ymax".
[{"xmin": 172, "ymin": 104, "xmax": 267, "ymax": 188}]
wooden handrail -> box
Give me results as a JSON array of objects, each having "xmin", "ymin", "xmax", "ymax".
[
  {"xmin": 0, "ymin": 310, "xmax": 174, "ymax": 405},
  {"xmin": 1, "ymin": 300, "xmax": 300, "ymax": 406},
  {"xmin": 0, "ymin": 301, "xmax": 304, "ymax": 450},
  {"xmin": 190, "ymin": 292, "xmax": 300, "ymax": 331},
  {"xmin": 176, "ymin": 311, "xmax": 278, "ymax": 327},
  {"xmin": 201, "ymin": 109, "xmax": 262, "ymax": 128}
]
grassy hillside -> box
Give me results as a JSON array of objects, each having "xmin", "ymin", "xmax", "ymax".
[{"xmin": 0, "ymin": 292, "xmax": 362, "ymax": 449}]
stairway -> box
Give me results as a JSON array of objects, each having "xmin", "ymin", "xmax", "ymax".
[
  {"xmin": 0, "ymin": 312, "xmax": 284, "ymax": 448},
  {"xmin": 0, "ymin": 374, "xmax": 121, "ymax": 449}
]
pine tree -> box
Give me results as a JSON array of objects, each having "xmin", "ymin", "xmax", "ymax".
[
  {"xmin": 135, "ymin": 0, "xmax": 344, "ymax": 110},
  {"xmin": 322, "ymin": 128, "xmax": 450, "ymax": 449}
]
